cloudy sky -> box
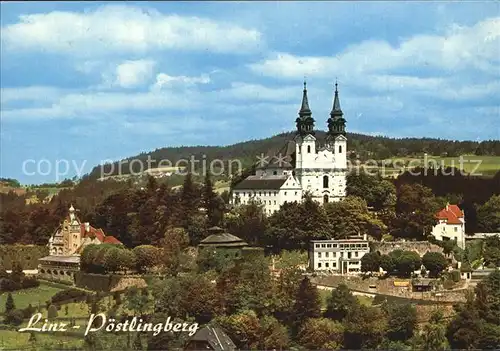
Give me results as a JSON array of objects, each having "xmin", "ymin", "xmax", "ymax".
[{"xmin": 1, "ymin": 2, "xmax": 499, "ymax": 184}]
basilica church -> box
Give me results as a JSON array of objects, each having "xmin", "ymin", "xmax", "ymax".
[{"xmin": 231, "ymin": 82, "xmax": 348, "ymax": 214}]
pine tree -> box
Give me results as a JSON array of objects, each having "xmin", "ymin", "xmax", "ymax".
[
  {"xmin": 292, "ymin": 277, "xmax": 321, "ymax": 334},
  {"xmin": 181, "ymin": 173, "xmax": 199, "ymax": 227},
  {"xmin": 5, "ymin": 293, "xmax": 15, "ymax": 313},
  {"xmin": 203, "ymin": 173, "xmax": 222, "ymax": 227}
]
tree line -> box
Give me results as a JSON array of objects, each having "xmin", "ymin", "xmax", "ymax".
[{"xmin": 1, "ymin": 170, "xmax": 499, "ymax": 249}]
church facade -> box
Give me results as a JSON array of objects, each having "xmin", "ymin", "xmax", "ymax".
[{"xmin": 232, "ymin": 82, "xmax": 348, "ymax": 215}]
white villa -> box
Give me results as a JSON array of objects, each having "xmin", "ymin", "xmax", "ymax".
[
  {"xmin": 309, "ymin": 235, "xmax": 370, "ymax": 274},
  {"xmin": 430, "ymin": 204, "xmax": 466, "ymax": 249}
]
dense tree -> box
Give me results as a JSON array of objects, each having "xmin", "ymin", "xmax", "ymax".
[
  {"xmin": 226, "ymin": 199, "xmax": 268, "ymax": 246},
  {"xmin": 157, "ymin": 274, "xmax": 221, "ymax": 324},
  {"xmin": 384, "ymin": 303, "xmax": 418, "ymax": 341},
  {"xmin": 483, "ymin": 235, "xmax": 500, "ymax": 267},
  {"xmin": 223, "ymin": 253, "xmax": 274, "ymax": 316},
  {"xmin": 258, "ymin": 315, "xmax": 290, "ymax": 350},
  {"xmin": 202, "ymin": 173, "xmax": 224, "ymax": 227},
  {"xmin": 126, "ymin": 287, "xmax": 152, "ymax": 316},
  {"xmin": 394, "ymin": 183, "xmax": 441, "ymax": 239},
  {"xmin": 133, "ymin": 245, "xmax": 160, "ymax": 273},
  {"xmin": 292, "ymin": 277, "xmax": 321, "ymax": 333},
  {"xmin": 419, "ymin": 310, "xmax": 450, "ymax": 351},
  {"xmin": 180, "ymin": 173, "xmax": 200, "ymax": 228},
  {"xmin": 476, "ymin": 195, "xmax": 500, "ymax": 232},
  {"xmin": 447, "ymin": 270, "xmax": 500, "ymax": 349},
  {"xmin": 422, "ymin": 252, "xmax": 448, "ymax": 277},
  {"xmin": 325, "ymin": 196, "xmax": 386, "ymax": 239},
  {"xmin": 361, "ymin": 252, "xmax": 382, "ymax": 272},
  {"xmin": 266, "ymin": 195, "xmax": 331, "ymax": 251},
  {"xmin": 297, "ymin": 318, "xmax": 344, "ymax": 350},
  {"xmin": 324, "ymin": 283, "xmax": 358, "ymax": 321},
  {"xmin": 347, "ymin": 171, "xmax": 397, "ymax": 211},
  {"xmin": 396, "ymin": 250, "xmax": 422, "ymax": 277},
  {"xmin": 344, "ymin": 304, "xmax": 387, "ymax": 349},
  {"xmin": 161, "ymin": 227, "xmax": 190, "ymax": 276},
  {"xmin": 216, "ymin": 310, "xmax": 262, "ymax": 350}
]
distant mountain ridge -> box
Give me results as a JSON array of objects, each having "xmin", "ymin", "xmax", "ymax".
[{"xmin": 88, "ymin": 131, "xmax": 500, "ymax": 179}]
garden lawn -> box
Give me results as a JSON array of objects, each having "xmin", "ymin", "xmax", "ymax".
[{"xmin": 0, "ymin": 283, "xmax": 64, "ymax": 313}]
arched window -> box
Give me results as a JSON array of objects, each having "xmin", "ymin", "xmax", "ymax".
[
  {"xmin": 323, "ymin": 175, "xmax": 329, "ymax": 188},
  {"xmin": 323, "ymin": 195, "xmax": 329, "ymax": 203},
  {"xmin": 339, "ymin": 145, "xmax": 342, "ymax": 153},
  {"xmin": 307, "ymin": 145, "xmax": 311, "ymax": 153}
]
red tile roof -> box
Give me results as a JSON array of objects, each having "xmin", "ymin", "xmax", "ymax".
[
  {"xmin": 436, "ymin": 204, "xmax": 464, "ymax": 225},
  {"xmin": 103, "ymin": 236, "xmax": 121, "ymax": 244},
  {"xmin": 80, "ymin": 224, "xmax": 121, "ymax": 245}
]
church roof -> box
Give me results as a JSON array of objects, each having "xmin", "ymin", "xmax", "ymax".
[{"xmin": 232, "ymin": 175, "xmax": 288, "ymax": 190}]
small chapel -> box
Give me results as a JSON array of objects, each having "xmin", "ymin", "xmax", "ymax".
[{"xmin": 231, "ymin": 82, "xmax": 348, "ymax": 214}]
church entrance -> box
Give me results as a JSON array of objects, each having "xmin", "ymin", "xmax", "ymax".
[{"xmin": 323, "ymin": 194, "xmax": 329, "ymax": 203}]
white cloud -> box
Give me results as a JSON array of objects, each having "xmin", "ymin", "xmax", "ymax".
[
  {"xmin": 153, "ymin": 73, "xmax": 210, "ymax": 90},
  {"xmin": 1, "ymin": 5, "xmax": 263, "ymax": 56},
  {"xmin": 113, "ymin": 60, "xmax": 156, "ymax": 88},
  {"xmin": 0, "ymin": 86, "xmax": 62, "ymax": 104},
  {"xmin": 249, "ymin": 17, "xmax": 500, "ymax": 78}
]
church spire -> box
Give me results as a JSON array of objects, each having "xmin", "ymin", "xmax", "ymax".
[
  {"xmin": 327, "ymin": 81, "xmax": 346, "ymax": 138},
  {"xmin": 330, "ymin": 80, "xmax": 343, "ymax": 117},
  {"xmin": 296, "ymin": 80, "xmax": 315, "ymax": 136},
  {"xmin": 299, "ymin": 81, "xmax": 312, "ymax": 118}
]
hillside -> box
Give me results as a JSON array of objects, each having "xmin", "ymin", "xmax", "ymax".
[{"xmin": 88, "ymin": 131, "xmax": 500, "ymax": 179}]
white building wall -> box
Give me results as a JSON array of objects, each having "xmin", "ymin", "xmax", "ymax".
[
  {"xmin": 309, "ymin": 239, "xmax": 370, "ymax": 274},
  {"xmin": 431, "ymin": 219, "xmax": 466, "ymax": 249}
]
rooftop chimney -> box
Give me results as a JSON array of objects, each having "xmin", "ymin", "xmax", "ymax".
[
  {"xmin": 363, "ymin": 233, "xmax": 367, "ymax": 241},
  {"xmin": 446, "ymin": 202, "xmax": 449, "ymax": 211},
  {"xmin": 85, "ymin": 222, "xmax": 90, "ymax": 232}
]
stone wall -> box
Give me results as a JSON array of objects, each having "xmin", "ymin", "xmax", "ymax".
[
  {"xmin": 75, "ymin": 272, "xmax": 147, "ymax": 292},
  {"xmin": 372, "ymin": 241, "xmax": 444, "ymax": 256},
  {"xmin": 312, "ymin": 275, "xmax": 467, "ymax": 303}
]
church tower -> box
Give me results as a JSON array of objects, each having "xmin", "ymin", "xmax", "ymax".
[
  {"xmin": 295, "ymin": 81, "xmax": 315, "ymax": 136},
  {"xmin": 326, "ymin": 82, "xmax": 347, "ymax": 170},
  {"xmin": 295, "ymin": 81, "xmax": 317, "ymax": 172}
]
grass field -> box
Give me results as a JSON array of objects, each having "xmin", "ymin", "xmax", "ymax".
[
  {"xmin": 357, "ymin": 155, "xmax": 500, "ymax": 178},
  {"xmin": 0, "ymin": 283, "xmax": 65, "ymax": 313},
  {"xmin": 389, "ymin": 155, "xmax": 500, "ymax": 176},
  {"xmin": 0, "ymin": 330, "xmax": 84, "ymax": 350}
]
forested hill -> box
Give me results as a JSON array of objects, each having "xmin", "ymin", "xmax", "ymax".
[{"xmin": 88, "ymin": 131, "xmax": 500, "ymax": 178}]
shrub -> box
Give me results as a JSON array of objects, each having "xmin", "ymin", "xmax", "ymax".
[
  {"xmin": 47, "ymin": 304, "xmax": 58, "ymax": 319},
  {"xmin": 21, "ymin": 276, "xmax": 40, "ymax": 289},
  {"xmin": 422, "ymin": 252, "xmax": 448, "ymax": 278},
  {"xmin": 450, "ymin": 270, "xmax": 461, "ymax": 282},
  {"xmin": 22, "ymin": 304, "xmax": 36, "ymax": 318},
  {"xmin": 0, "ymin": 278, "xmax": 21, "ymax": 292},
  {"xmin": 51, "ymin": 288, "xmax": 88, "ymax": 304},
  {"xmin": 4, "ymin": 309, "xmax": 24, "ymax": 325}
]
